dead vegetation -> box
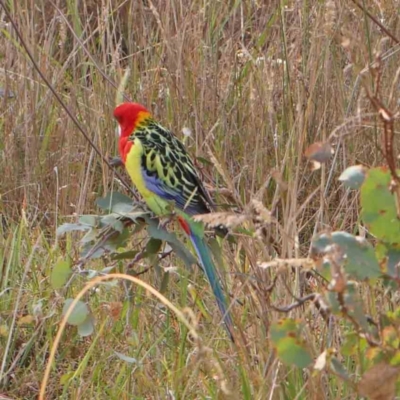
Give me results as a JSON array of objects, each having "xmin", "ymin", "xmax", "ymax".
[{"xmin": 1, "ymin": 0, "xmax": 400, "ymax": 399}]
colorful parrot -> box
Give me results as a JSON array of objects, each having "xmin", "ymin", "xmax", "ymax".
[{"xmin": 113, "ymin": 102, "xmax": 234, "ymax": 341}]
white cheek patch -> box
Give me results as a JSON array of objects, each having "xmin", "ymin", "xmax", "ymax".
[{"xmin": 116, "ymin": 125, "xmax": 122, "ymax": 137}]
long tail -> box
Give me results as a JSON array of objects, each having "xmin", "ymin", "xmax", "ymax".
[{"xmin": 189, "ymin": 232, "xmax": 234, "ymax": 342}]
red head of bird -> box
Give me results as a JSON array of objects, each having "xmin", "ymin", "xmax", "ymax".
[
  {"xmin": 113, "ymin": 102, "xmax": 151, "ymax": 138},
  {"xmin": 113, "ymin": 102, "xmax": 151, "ymax": 163}
]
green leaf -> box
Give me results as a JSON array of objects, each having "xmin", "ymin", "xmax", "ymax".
[
  {"xmin": 390, "ymin": 351, "xmax": 400, "ymax": 366},
  {"xmin": 146, "ymin": 218, "xmax": 197, "ymax": 269},
  {"xmin": 114, "ymin": 351, "xmax": 138, "ymax": 364},
  {"xmin": 80, "ymin": 229, "xmax": 97, "ymax": 244},
  {"xmin": 311, "ymin": 234, "xmax": 333, "ymax": 252},
  {"xmin": 104, "ymin": 227, "xmax": 130, "ymax": 250},
  {"xmin": 96, "ymin": 192, "xmax": 134, "ymax": 211},
  {"xmin": 111, "ymin": 250, "xmax": 139, "ymax": 260},
  {"xmin": 317, "ymin": 258, "xmax": 333, "ymax": 281},
  {"xmin": 51, "ymin": 259, "xmax": 72, "ymax": 289},
  {"xmin": 80, "ymin": 227, "xmax": 131, "ymax": 260},
  {"xmin": 276, "ymin": 337, "xmax": 313, "ymax": 368},
  {"xmin": 100, "ymin": 266, "xmax": 115, "ymax": 274},
  {"xmin": 77, "ymin": 315, "xmax": 95, "ymax": 337},
  {"xmin": 121, "ymin": 211, "xmax": 149, "ymax": 223},
  {"xmin": 101, "ymin": 214, "xmax": 124, "ymax": 232},
  {"xmin": 143, "ymin": 238, "xmax": 163, "ymax": 267},
  {"xmin": 343, "ymin": 282, "xmax": 369, "ymax": 331},
  {"xmin": 270, "ymin": 318, "xmax": 298, "ymax": 342},
  {"xmin": 341, "ymin": 332, "xmax": 360, "ymax": 357},
  {"xmin": 376, "ymin": 242, "xmax": 400, "ymax": 278},
  {"xmin": 339, "ymin": 165, "xmax": 368, "ymax": 189},
  {"xmin": 80, "ymin": 242, "xmax": 105, "ymax": 259},
  {"xmin": 271, "ymin": 318, "xmax": 312, "ymax": 368},
  {"xmin": 145, "ymin": 238, "xmax": 163, "ymax": 254},
  {"xmin": 112, "ymin": 202, "xmax": 136, "ymax": 214},
  {"xmin": 325, "ymin": 282, "xmax": 369, "ymax": 330},
  {"xmin": 361, "ymin": 167, "xmax": 400, "ymax": 244},
  {"xmin": 62, "ymin": 299, "xmax": 89, "ymax": 326},
  {"xmin": 78, "ymin": 215, "xmax": 100, "ymax": 227},
  {"xmin": 314, "ymin": 231, "xmax": 381, "ymax": 280},
  {"xmin": 330, "ymin": 357, "xmax": 350, "ymax": 380},
  {"xmin": 56, "ymin": 223, "xmax": 91, "ymax": 236}
]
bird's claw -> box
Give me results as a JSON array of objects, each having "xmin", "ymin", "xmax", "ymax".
[{"xmin": 109, "ymin": 156, "xmax": 124, "ymax": 168}]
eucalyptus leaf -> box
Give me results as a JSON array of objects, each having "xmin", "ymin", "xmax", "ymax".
[
  {"xmin": 101, "ymin": 266, "xmax": 116, "ymax": 274},
  {"xmin": 62, "ymin": 299, "xmax": 89, "ymax": 326},
  {"xmin": 104, "ymin": 227, "xmax": 130, "ymax": 250},
  {"xmin": 339, "ymin": 165, "xmax": 367, "ymax": 189},
  {"xmin": 80, "ymin": 229, "xmax": 97, "ymax": 244},
  {"xmin": 114, "ymin": 351, "xmax": 138, "ymax": 364},
  {"xmin": 123, "ymin": 211, "xmax": 149, "ymax": 223},
  {"xmin": 97, "ymin": 192, "xmax": 134, "ymax": 211},
  {"xmin": 276, "ymin": 336, "xmax": 313, "ymax": 368},
  {"xmin": 271, "ymin": 318, "xmax": 312, "ymax": 368},
  {"xmin": 80, "ymin": 243, "xmax": 105, "ymax": 259},
  {"xmin": 112, "ymin": 202, "xmax": 135, "ymax": 214},
  {"xmin": 145, "ymin": 238, "xmax": 163, "ymax": 255},
  {"xmin": 146, "ymin": 218, "xmax": 197, "ymax": 269},
  {"xmin": 361, "ymin": 167, "xmax": 400, "ymax": 244},
  {"xmin": 330, "ymin": 357, "xmax": 350, "ymax": 380},
  {"xmin": 111, "ymin": 250, "xmax": 139, "ymax": 260},
  {"xmin": 79, "ymin": 215, "xmax": 100, "ymax": 227},
  {"xmin": 313, "ymin": 231, "xmax": 380, "ymax": 280},
  {"xmin": 56, "ymin": 223, "xmax": 91, "ymax": 236},
  {"xmin": 51, "ymin": 259, "xmax": 72, "ymax": 289},
  {"xmin": 375, "ymin": 242, "xmax": 400, "ymax": 278},
  {"xmin": 101, "ymin": 214, "xmax": 124, "ymax": 232},
  {"xmin": 77, "ymin": 315, "xmax": 95, "ymax": 337},
  {"xmin": 343, "ymin": 282, "xmax": 369, "ymax": 331},
  {"xmin": 271, "ymin": 318, "xmax": 299, "ymax": 343}
]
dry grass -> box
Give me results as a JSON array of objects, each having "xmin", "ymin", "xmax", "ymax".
[{"xmin": 1, "ymin": 0, "xmax": 400, "ymax": 399}]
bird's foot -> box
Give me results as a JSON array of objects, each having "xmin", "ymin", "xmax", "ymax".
[{"xmin": 109, "ymin": 156, "xmax": 124, "ymax": 168}]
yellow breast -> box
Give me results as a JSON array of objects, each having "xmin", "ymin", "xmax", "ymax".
[
  {"xmin": 125, "ymin": 138, "xmax": 170, "ymax": 215},
  {"xmin": 125, "ymin": 139, "xmax": 151, "ymax": 197}
]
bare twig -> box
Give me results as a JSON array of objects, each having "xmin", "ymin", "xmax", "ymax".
[
  {"xmin": 350, "ymin": 0, "xmax": 400, "ymax": 44},
  {"xmin": 271, "ymin": 293, "xmax": 317, "ymax": 312}
]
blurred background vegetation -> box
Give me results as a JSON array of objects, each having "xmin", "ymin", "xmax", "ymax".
[{"xmin": 1, "ymin": 0, "xmax": 400, "ymax": 399}]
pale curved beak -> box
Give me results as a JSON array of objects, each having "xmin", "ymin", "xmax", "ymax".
[{"xmin": 116, "ymin": 124, "xmax": 122, "ymax": 137}]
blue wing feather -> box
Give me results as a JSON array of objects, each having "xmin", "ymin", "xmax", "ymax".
[{"xmin": 142, "ymin": 166, "xmax": 207, "ymax": 215}]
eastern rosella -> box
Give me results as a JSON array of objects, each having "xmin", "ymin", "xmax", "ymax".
[{"xmin": 113, "ymin": 102, "xmax": 234, "ymax": 340}]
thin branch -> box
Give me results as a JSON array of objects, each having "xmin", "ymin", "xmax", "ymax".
[
  {"xmin": 350, "ymin": 0, "xmax": 400, "ymax": 44},
  {"xmin": 271, "ymin": 293, "xmax": 317, "ymax": 312}
]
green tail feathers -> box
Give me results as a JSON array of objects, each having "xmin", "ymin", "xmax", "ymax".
[{"xmin": 189, "ymin": 232, "xmax": 234, "ymax": 341}]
